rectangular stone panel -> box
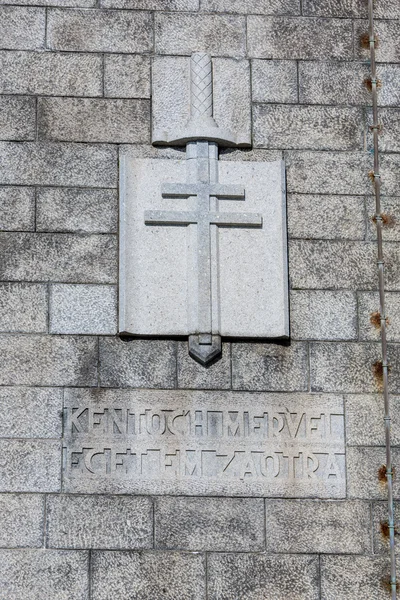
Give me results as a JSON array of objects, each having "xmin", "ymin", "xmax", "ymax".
[
  {"xmin": 0, "ymin": 0, "xmax": 95, "ymax": 5},
  {"xmin": 0, "ymin": 96, "xmax": 36, "ymax": 141},
  {"xmin": 372, "ymin": 501, "xmax": 400, "ymax": 555},
  {"xmin": 0, "ymin": 494, "xmax": 44, "ymax": 548},
  {"xmin": 0, "ymin": 387, "xmax": 62, "ymax": 438},
  {"xmin": 252, "ymin": 60, "xmax": 298, "ymax": 103},
  {"xmin": 0, "ymin": 282, "xmax": 48, "ymax": 333},
  {"xmin": 346, "ymin": 394, "xmax": 400, "ymax": 446},
  {"xmin": 0, "ymin": 439, "xmax": 61, "ymax": 492},
  {"xmin": 102, "ymin": 0, "xmax": 199, "ymax": 8},
  {"xmin": 104, "ymin": 54, "xmax": 150, "ymax": 99},
  {"xmin": 0, "ymin": 6, "xmax": 45, "ymax": 50},
  {"xmin": 201, "ymin": 0, "xmax": 300, "ymax": 13},
  {"xmin": 358, "ymin": 291, "xmax": 400, "ymax": 342},
  {"xmin": 303, "ymin": 0, "xmax": 400, "ymax": 18},
  {"xmin": 347, "ymin": 446, "xmax": 400, "ymax": 499},
  {"xmin": 0, "ymin": 186, "xmax": 35, "ymax": 231},
  {"xmin": 62, "ymin": 388, "xmax": 346, "ymax": 498},
  {"xmin": 355, "ymin": 19, "xmax": 400, "ymax": 63}
]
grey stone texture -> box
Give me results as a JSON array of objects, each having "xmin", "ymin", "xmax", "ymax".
[
  {"xmin": 0, "ymin": 282, "xmax": 48, "ymax": 333},
  {"xmin": 356, "ymin": 19, "xmax": 400, "ymax": 63},
  {"xmin": 177, "ymin": 341, "xmax": 231, "ymax": 389},
  {"xmin": 0, "ymin": 186, "xmax": 35, "ymax": 231},
  {"xmin": 104, "ymin": 54, "xmax": 150, "ymax": 98},
  {"xmin": 366, "ymin": 196, "xmax": 400, "ymax": 241},
  {"xmin": 287, "ymin": 194, "xmax": 365, "ymax": 240},
  {"xmin": 372, "ymin": 501, "xmax": 400, "ymax": 554},
  {"xmin": 48, "ymin": 9, "xmax": 153, "ymax": 53},
  {"xmin": 0, "ymin": 386, "xmax": 62, "ymax": 438},
  {"xmin": 201, "ymin": 0, "xmax": 300, "ymax": 13},
  {"xmin": 0, "ymin": 0, "xmax": 95, "ymax": 4},
  {"xmin": 47, "ymin": 495, "xmax": 153, "ymax": 550},
  {"xmin": 0, "ymin": 6, "xmax": 45, "ymax": 50},
  {"xmin": 0, "ymin": 233, "xmax": 117, "ymax": 283},
  {"xmin": 368, "ymin": 108, "xmax": 400, "ymax": 152},
  {"xmin": 102, "ymin": 0, "xmax": 199, "ymax": 8},
  {"xmin": 99, "ymin": 338, "xmax": 176, "ymax": 388},
  {"xmin": 50, "ymin": 284, "xmax": 117, "ymax": 335},
  {"xmin": 232, "ymin": 342, "xmax": 308, "ymax": 391},
  {"xmin": 358, "ymin": 291, "xmax": 400, "ymax": 342},
  {"xmin": 155, "ymin": 13, "xmax": 246, "ymax": 57},
  {"xmin": 155, "ymin": 497, "xmax": 264, "ymax": 551},
  {"xmin": 265, "ymin": 499, "xmax": 371, "ymax": 554},
  {"xmin": 0, "ymin": 494, "xmax": 44, "ymax": 548},
  {"xmin": 303, "ymin": 0, "xmax": 400, "ymax": 18},
  {"xmin": 0, "ymin": 439, "xmax": 61, "ymax": 492},
  {"xmin": 91, "ymin": 551, "xmax": 206, "ymax": 600},
  {"xmin": 0, "ymin": 335, "xmax": 97, "ymax": 386},
  {"xmin": 252, "ymin": 60, "xmax": 298, "ymax": 104},
  {"xmin": 290, "ymin": 290, "xmax": 357, "ymax": 341},
  {"xmin": 0, "ymin": 96, "xmax": 36, "ymax": 141},
  {"xmin": 0, "ymin": 51, "xmax": 102, "ymax": 96},
  {"xmin": 254, "ymin": 105, "xmax": 363, "ymax": 151},
  {"xmin": 248, "ymin": 16, "xmax": 353, "ymax": 60},
  {"xmin": 346, "ymin": 394, "xmax": 400, "ymax": 446},
  {"xmin": 0, "ymin": 549, "xmax": 88, "ymax": 600},
  {"xmin": 0, "ymin": 142, "xmax": 117, "ymax": 187},
  {"xmin": 38, "ymin": 98, "xmax": 150, "ymax": 144},
  {"xmin": 208, "ymin": 553, "xmax": 319, "ymax": 600},
  {"xmin": 347, "ymin": 446, "xmax": 400, "ymax": 499},
  {"xmin": 36, "ymin": 188, "xmax": 117, "ymax": 234}
]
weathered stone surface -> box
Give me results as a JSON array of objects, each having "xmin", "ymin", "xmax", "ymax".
[
  {"xmin": 0, "ymin": 386, "xmax": 62, "ymax": 438},
  {"xmin": 155, "ymin": 497, "xmax": 264, "ymax": 551},
  {"xmin": 0, "ymin": 440, "xmax": 61, "ymax": 492},
  {"xmin": 377, "ymin": 65, "xmax": 400, "ymax": 106},
  {"xmin": 0, "ymin": 6, "xmax": 45, "ymax": 50},
  {"xmin": 38, "ymin": 98, "xmax": 150, "ymax": 144},
  {"xmin": 248, "ymin": 16, "xmax": 352, "ymax": 59},
  {"xmin": 358, "ymin": 291, "xmax": 400, "ymax": 342},
  {"xmin": 62, "ymin": 389, "xmax": 345, "ymax": 497},
  {"xmin": 201, "ymin": 0, "xmax": 300, "ymax": 13},
  {"xmin": 91, "ymin": 551, "xmax": 206, "ymax": 600},
  {"xmin": 47, "ymin": 495, "xmax": 153, "ymax": 549},
  {"xmin": 99, "ymin": 339, "xmax": 176, "ymax": 388},
  {"xmin": 48, "ymin": 9, "xmax": 153, "ymax": 53},
  {"xmin": 311, "ymin": 342, "xmax": 400, "ymax": 394},
  {"xmin": 102, "ymin": 0, "xmax": 198, "ymax": 7},
  {"xmin": 0, "ymin": 0, "xmax": 95, "ymax": 5},
  {"xmin": 104, "ymin": 54, "xmax": 150, "ymax": 98},
  {"xmin": 0, "ymin": 233, "xmax": 117, "ymax": 283},
  {"xmin": 36, "ymin": 188, "xmax": 117, "ymax": 233},
  {"xmin": 0, "ymin": 494, "xmax": 44, "ymax": 548},
  {"xmin": 366, "ymin": 196, "xmax": 400, "ymax": 242},
  {"xmin": 321, "ymin": 555, "xmax": 399, "ymax": 600},
  {"xmin": 345, "ymin": 394, "xmax": 400, "ymax": 446},
  {"xmin": 0, "ymin": 51, "xmax": 102, "ymax": 96},
  {"xmin": 265, "ymin": 499, "xmax": 371, "ymax": 553},
  {"xmin": 347, "ymin": 446, "xmax": 400, "ymax": 499},
  {"xmin": 50, "ymin": 284, "xmax": 117, "ymax": 335},
  {"xmin": 290, "ymin": 291, "xmax": 357, "ymax": 341},
  {"xmin": 208, "ymin": 553, "xmax": 319, "ymax": 600},
  {"xmin": 232, "ymin": 342, "xmax": 309, "ymax": 391},
  {"xmin": 254, "ymin": 104, "xmax": 362, "ymax": 150},
  {"xmin": 252, "ymin": 60, "xmax": 298, "ymax": 103},
  {"xmin": 299, "ymin": 61, "xmax": 370, "ymax": 105},
  {"xmin": 356, "ymin": 19, "xmax": 400, "ymax": 63},
  {"xmin": 303, "ymin": 0, "xmax": 400, "ymax": 18},
  {"xmin": 0, "ymin": 549, "xmax": 88, "ymax": 599},
  {"xmin": 289, "ymin": 241, "xmax": 376, "ymax": 290},
  {"xmin": 0, "ymin": 335, "xmax": 97, "ymax": 386},
  {"xmin": 0, "ymin": 283, "xmax": 47, "ymax": 333},
  {"xmin": 177, "ymin": 341, "xmax": 231, "ymax": 390},
  {"xmin": 155, "ymin": 13, "xmax": 246, "ymax": 56},
  {"xmin": 372, "ymin": 501, "xmax": 400, "ymax": 554},
  {"xmin": 368, "ymin": 108, "xmax": 400, "ymax": 152},
  {"xmin": 0, "ymin": 186, "xmax": 35, "ymax": 231},
  {"xmin": 287, "ymin": 194, "xmax": 365, "ymax": 240},
  {"xmin": 0, "ymin": 142, "xmax": 117, "ymax": 187},
  {"xmin": 0, "ymin": 96, "xmax": 36, "ymax": 141}
]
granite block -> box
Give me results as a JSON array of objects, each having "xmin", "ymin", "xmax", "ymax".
[
  {"xmin": 155, "ymin": 13, "xmax": 246, "ymax": 57},
  {"xmin": 36, "ymin": 188, "xmax": 117, "ymax": 233},
  {"xmin": 0, "ymin": 233, "xmax": 117, "ymax": 283},
  {"xmin": 303, "ymin": 0, "xmax": 400, "ymax": 18},
  {"xmin": 248, "ymin": 16, "xmax": 353, "ymax": 60},
  {"xmin": 253, "ymin": 104, "xmax": 363, "ymax": 150},
  {"xmin": 0, "ymin": 51, "xmax": 102, "ymax": 96},
  {"xmin": 0, "ymin": 186, "xmax": 35, "ymax": 231},
  {"xmin": 356, "ymin": 19, "xmax": 400, "ymax": 63},
  {"xmin": 102, "ymin": 0, "xmax": 198, "ymax": 8},
  {"xmin": 0, "ymin": 96, "xmax": 36, "ymax": 141},
  {"xmin": 345, "ymin": 394, "xmax": 400, "ymax": 446},
  {"xmin": 0, "ymin": 142, "xmax": 117, "ymax": 187},
  {"xmin": 0, "ymin": 6, "xmax": 45, "ymax": 50},
  {"xmin": 252, "ymin": 60, "xmax": 298, "ymax": 103},
  {"xmin": 0, "ymin": 386, "xmax": 63, "ymax": 438},
  {"xmin": 366, "ymin": 196, "xmax": 400, "ymax": 241},
  {"xmin": 38, "ymin": 98, "xmax": 150, "ymax": 144},
  {"xmin": 201, "ymin": 0, "xmax": 300, "ymax": 14},
  {"xmin": 177, "ymin": 341, "xmax": 231, "ymax": 390},
  {"xmin": 299, "ymin": 61, "xmax": 370, "ymax": 106},
  {"xmin": 208, "ymin": 553, "xmax": 319, "ymax": 600},
  {"xmin": 0, "ymin": 549, "xmax": 88, "ymax": 599},
  {"xmin": 0, "ymin": 440, "xmax": 61, "ymax": 492},
  {"xmin": 372, "ymin": 501, "xmax": 400, "ymax": 554},
  {"xmin": 0, "ymin": 494, "xmax": 44, "ymax": 548},
  {"xmin": 99, "ymin": 338, "xmax": 176, "ymax": 388},
  {"xmin": 0, "ymin": 335, "xmax": 97, "ymax": 386},
  {"xmin": 358, "ymin": 291, "xmax": 400, "ymax": 342},
  {"xmin": 368, "ymin": 108, "xmax": 400, "ymax": 152},
  {"xmin": 104, "ymin": 54, "xmax": 150, "ymax": 98},
  {"xmin": 265, "ymin": 499, "xmax": 371, "ymax": 554},
  {"xmin": 48, "ymin": 8, "xmax": 153, "ymax": 53},
  {"xmin": 232, "ymin": 342, "xmax": 309, "ymax": 391},
  {"xmin": 347, "ymin": 446, "xmax": 400, "ymax": 499},
  {"xmin": 91, "ymin": 551, "xmax": 206, "ymax": 600},
  {"xmin": 290, "ymin": 290, "xmax": 357, "ymax": 341},
  {"xmin": 155, "ymin": 497, "xmax": 264, "ymax": 551},
  {"xmin": 50, "ymin": 284, "xmax": 117, "ymax": 335},
  {"xmin": 0, "ymin": 283, "xmax": 48, "ymax": 333},
  {"xmin": 47, "ymin": 495, "xmax": 153, "ymax": 549},
  {"xmin": 0, "ymin": 0, "xmax": 95, "ymax": 4},
  {"xmin": 287, "ymin": 194, "xmax": 365, "ymax": 240}
]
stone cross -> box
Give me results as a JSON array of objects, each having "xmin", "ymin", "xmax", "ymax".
[{"xmin": 145, "ymin": 53, "xmax": 262, "ymax": 365}]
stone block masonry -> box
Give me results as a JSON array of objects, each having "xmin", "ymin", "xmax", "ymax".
[{"xmin": 0, "ymin": 2, "xmax": 399, "ymax": 599}]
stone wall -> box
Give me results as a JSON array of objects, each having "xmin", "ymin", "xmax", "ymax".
[{"xmin": 0, "ymin": 0, "xmax": 400, "ymax": 598}]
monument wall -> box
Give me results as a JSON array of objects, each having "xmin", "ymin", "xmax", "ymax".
[{"xmin": 0, "ymin": 0, "xmax": 400, "ymax": 598}]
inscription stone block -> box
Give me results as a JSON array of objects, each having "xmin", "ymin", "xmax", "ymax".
[{"xmin": 62, "ymin": 389, "xmax": 345, "ymax": 498}]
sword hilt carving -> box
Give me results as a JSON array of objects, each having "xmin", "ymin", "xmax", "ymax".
[{"xmin": 190, "ymin": 53, "xmax": 213, "ymax": 119}]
